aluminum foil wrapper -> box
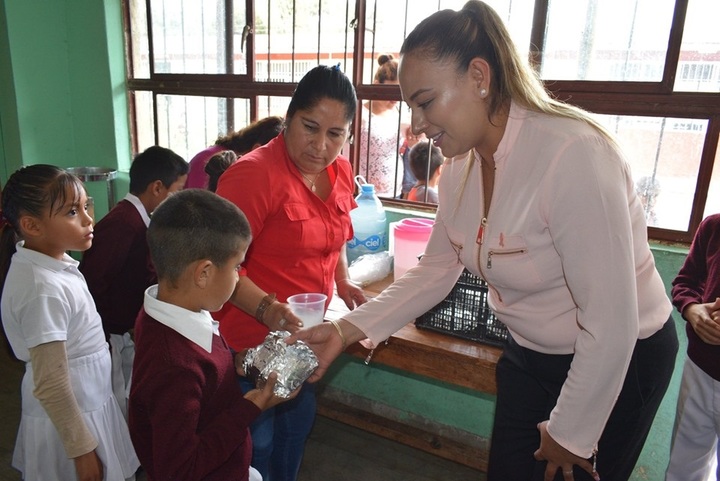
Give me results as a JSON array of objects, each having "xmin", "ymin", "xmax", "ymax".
[{"xmin": 244, "ymin": 331, "xmax": 319, "ymax": 398}]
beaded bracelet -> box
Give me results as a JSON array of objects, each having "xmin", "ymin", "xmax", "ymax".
[
  {"xmin": 255, "ymin": 293, "xmax": 277, "ymax": 324},
  {"xmin": 329, "ymin": 319, "xmax": 347, "ymax": 351}
]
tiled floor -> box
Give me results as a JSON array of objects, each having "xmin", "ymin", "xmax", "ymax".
[{"xmin": 0, "ymin": 340, "xmax": 482, "ymax": 481}]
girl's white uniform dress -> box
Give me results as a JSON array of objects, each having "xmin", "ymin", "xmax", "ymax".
[{"xmin": 1, "ymin": 243, "xmax": 139, "ymax": 480}]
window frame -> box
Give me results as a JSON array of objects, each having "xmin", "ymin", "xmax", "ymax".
[{"xmin": 122, "ymin": 0, "xmax": 720, "ymax": 244}]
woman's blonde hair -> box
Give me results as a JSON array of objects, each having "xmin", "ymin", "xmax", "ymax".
[{"xmin": 401, "ymin": 1, "xmax": 616, "ymax": 209}]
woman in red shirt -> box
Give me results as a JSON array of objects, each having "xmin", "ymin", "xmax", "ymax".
[{"xmin": 215, "ymin": 65, "xmax": 367, "ymax": 481}]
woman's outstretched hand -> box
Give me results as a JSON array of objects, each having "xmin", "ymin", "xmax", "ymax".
[
  {"xmin": 285, "ymin": 323, "xmax": 344, "ymax": 382},
  {"xmin": 287, "ymin": 319, "xmax": 367, "ymax": 382}
]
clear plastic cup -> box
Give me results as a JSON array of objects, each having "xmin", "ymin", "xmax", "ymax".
[{"xmin": 287, "ymin": 293, "xmax": 328, "ymax": 327}]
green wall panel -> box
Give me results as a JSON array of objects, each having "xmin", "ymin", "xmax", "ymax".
[
  {"xmin": 324, "ymin": 355, "xmax": 496, "ymax": 436},
  {"xmin": 5, "ymin": 0, "xmax": 75, "ymax": 168},
  {"xmin": 0, "ymin": 0, "xmax": 130, "ymax": 219}
]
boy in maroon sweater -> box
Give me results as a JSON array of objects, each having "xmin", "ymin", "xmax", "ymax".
[
  {"xmin": 129, "ymin": 189, "xmax": 294, "ymax": 481},
  {"xmin": 80, "ymin": 146, "xmax": 188, "ymax": 418}
]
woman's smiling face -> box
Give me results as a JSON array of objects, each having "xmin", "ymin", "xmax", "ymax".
[{"xmin": 399, "ymin": 53, "xmax": 489, "ymax": 159}]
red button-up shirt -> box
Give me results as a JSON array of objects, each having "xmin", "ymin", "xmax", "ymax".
[{"xmin": 215, "ymin": 134, "xmax": 356, "ymax": 349}]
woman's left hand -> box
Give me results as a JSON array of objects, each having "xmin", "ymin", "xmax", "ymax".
[
  {"xmin": 533, "ymin": 421, "xmax": 598, "ymax": 481},
  {"xmin": 336, "ymin": 278, "xmax": 367, "ymax": 310}
]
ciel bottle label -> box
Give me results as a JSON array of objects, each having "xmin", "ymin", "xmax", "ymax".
[{"xmin": 348, "ymin": 233, "xmax": 385, "ymax": 251}]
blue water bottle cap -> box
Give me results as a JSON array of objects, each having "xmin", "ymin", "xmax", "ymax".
[{"xmin": 360, "ymin": 184, "xmax": 375, "ymax": 193}]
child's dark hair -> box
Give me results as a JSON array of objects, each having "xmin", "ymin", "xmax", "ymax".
[
  {"xmin": 147, "ymin": 189, "xmax": 251, "ymax": 286},
  {"xmin": 409, "ymin": 141, "xmax": 444, "ymax": 182},
  {"xmin": 215, "ymin": 116, "xmax": 284, "ymax": 154},
  {"xmin": 129, "ymin": 146, "xmax": 189, "ymax": 195},
  {"xmin": 286, "ymin": 65, "xmax": 357, "ymax": 124},
  {"xmin": 205, "ymin": 150, "xmax": 238, "ymax": 193},
  {"xmin": 0, "ymin": 164, "xmax": 85, "ymax": 294}
]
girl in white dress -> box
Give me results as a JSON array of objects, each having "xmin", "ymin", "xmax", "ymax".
[{"xmin": 0, "ymin": 164, "xmax": 139, "ymax": 481}]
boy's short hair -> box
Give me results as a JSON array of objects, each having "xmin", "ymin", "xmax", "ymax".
[
  {"xmin": 129, "ymin": 146, "xmax": 189, "ymax": 194},
  {"xmin": 147, "ymin": 190, "xmax": 251, "ymax": 285},
  {"xmin": 409, "ymin": 140, "xmax": 444, "ymax": 182}
]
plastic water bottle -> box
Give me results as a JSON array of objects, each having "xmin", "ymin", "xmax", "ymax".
[{"xmin": 347, "ymin": 176, "xmax": 388, "ymax": 265}]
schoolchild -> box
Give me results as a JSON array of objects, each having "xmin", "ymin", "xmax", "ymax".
[
  {"xmin": 0, "ymin": 164, "xmax": 139, "ymax": 480},
  {"xmin": 129, "ymin": 189, "xmax": 294, "ymax": 481},
  {"xmin": 79, "ymin": 145, "xmax": 188, "ymax": 418}
]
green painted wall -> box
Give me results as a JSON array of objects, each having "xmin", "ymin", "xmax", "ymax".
[
  {"xmin": 0, "ymin": 0, "xmax": 130, "ymax": 219},
  {"xmin": 0, "ymin": 0, "xmax": 21, "ymax": 182}
]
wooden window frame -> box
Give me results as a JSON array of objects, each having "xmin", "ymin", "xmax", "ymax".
[{"xmin": 122, "ymin": 0, "xmax": 720, "ymax": 244}]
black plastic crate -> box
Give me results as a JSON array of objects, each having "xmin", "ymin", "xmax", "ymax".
[{"xmin": 415, "ymin": 269, "xmax": 509, "ymax": 346}]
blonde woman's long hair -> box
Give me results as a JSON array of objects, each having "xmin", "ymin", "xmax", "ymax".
[{"xmin": 401, "ymin": 0, "xmax": 617, "ymax": 212}]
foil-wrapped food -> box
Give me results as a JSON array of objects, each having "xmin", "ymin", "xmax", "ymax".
[{"xmin": 243, "ymin": 331, "xmax": 319, "ymax": 398}]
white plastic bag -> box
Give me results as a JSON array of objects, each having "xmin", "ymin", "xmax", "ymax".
[{"xmin": 348, "ymin": 251, "xmax": 393, "ymax": 287}]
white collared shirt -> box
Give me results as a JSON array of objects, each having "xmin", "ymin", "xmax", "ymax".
[
  {"xmin": 123, "ymin": 193, "xmax": 151, "ymax": 227},
  {"xmin": 1, "ymin": 242, "xmax": 106, "ymax": 361},
  {"xmin": 143, "ymin": 285, "xmax": 219, "ymax": 353}
]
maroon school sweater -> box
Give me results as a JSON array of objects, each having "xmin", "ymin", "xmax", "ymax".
[
  {"xmin": 672, "ymin": 213, "xmax": 720, "ymax": 381},
  {"xmin": 79, "ymin": 200, "xmax": 156, "ymax": 337},
  {"xmin": 129, "ymin": 309, "xmax": 260, "ymax": 481}
]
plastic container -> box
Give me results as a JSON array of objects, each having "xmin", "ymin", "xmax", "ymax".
[
  {"xmin": 415, "ymin": 269, "xmax": 509, "ymax": 346},
  {"xmin": 390, "ymin": 217, "xmax": 434, "ymax": 279},
  {"xmin": 287, "ymin": 293, "xmax": 328, "ymax": 327},
  {"xmin": 347, "ymin": 176, "xmax": 387, "ymax": 265}
]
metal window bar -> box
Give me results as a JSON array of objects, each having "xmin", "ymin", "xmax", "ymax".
[
  {"xmin": 358, "ymin": 0, "xmax": 404, "ymax": 200},
  {"xmin": 125, "ymin": 0, "xmax": 720, "ymax": 243}
]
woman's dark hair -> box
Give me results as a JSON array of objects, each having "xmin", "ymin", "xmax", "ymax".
[
  {"xmin": 215, "ymin": 116, "xmax": 284, "ymax": 155},
  {"xmin": 0, "ymin": 164, "xmax": 85, "ymax": 295},
  {"xmin": 205, "ymin": 150, "xmax": 238, "ymax": 193},
  {"xmin": 147, "ymin": 189, "xmax": 251, "ymax": 286},
  {"xmin": 374, "ymin": 54, "xmax": 398, "ymax": 84},
  {"xmin": 286, "ymin": 65, "xmax": 357, "ymax": 123}
]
